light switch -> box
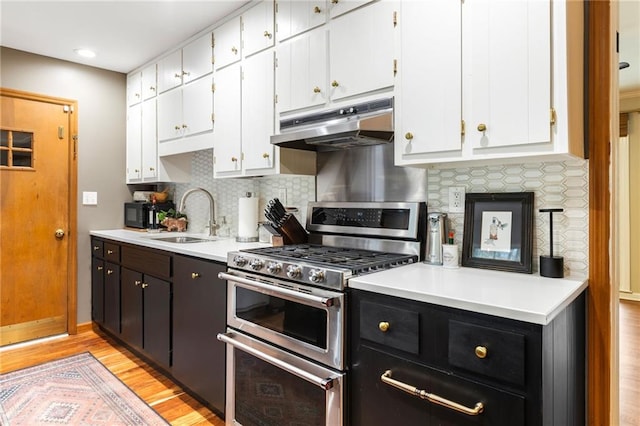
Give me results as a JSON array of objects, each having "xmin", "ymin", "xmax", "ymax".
[{"xmin": 82, "ymin": 191, "xmax": 98, "ymax": 205}]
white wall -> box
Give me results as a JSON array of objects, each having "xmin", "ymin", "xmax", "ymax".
[{"xmin": 1, "ymin": 47, "xmax": 129, "ymax": 323}]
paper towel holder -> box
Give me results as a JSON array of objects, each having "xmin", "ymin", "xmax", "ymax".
[{"xmin": 237, "ymin": 192, "xmax": 259, "ymax": 242}]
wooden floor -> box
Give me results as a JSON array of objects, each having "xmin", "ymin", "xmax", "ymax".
[
  {"xmin": 620, "ymin": 300, "xmax": 640, "ymax": 426},
  {"xmin": 0, "ymin": 324, "xmax": 223, "ymax": 425},
  {"xmin": 1, "ymin": 303, "xmax": 639, "ymax": 425}
]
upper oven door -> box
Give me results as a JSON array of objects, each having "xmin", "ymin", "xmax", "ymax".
[{"xmin": 220, "ymin": 270, "xmax": 345, "ymax": 370}]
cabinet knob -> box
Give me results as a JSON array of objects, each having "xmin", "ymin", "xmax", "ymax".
[
  {"xmin": 262, "ymin": 152, "xmax": 270, "ymax": 159},
  {"xmin": 107, "ymin": 249, "xmax": 114, "ymax": 254},
  {"xmin": 231, "ymin": 46, "xmax": 238, "ymax": 55},
  {"xmin": 404, "ymin": 132, "xmax": 414, "ymax": 141},
  {"xmin": 313, "ymin": 86, "xmax": 321, "ymax": 93},
  {"xmin": 97, "ymin": 266, "xmax": 103, "ymax": 271},
  {"xmin": 150, "ymin": 86, "xmax": 156, "ymax": 91},
  {"xmin": 174, "ymin": 73, "xmax": 182, "ymax": 78},
  {"xmin": 182, "ymin": 124, "xmax": 188, "ymax": 129},
  {"xmin": 331, "ymin": 0, "xmax": 339, "ymax": 4},
  {"xmin": 107, "ymin": 269, "xmax": 114, "ymax": 275},
  {"xmin": 231, "ymin": 157, "xmax": 238, "ymax": 162},
  {"xmin": 331, "ymin": 80, "xmax": 339, "ymax": 88},
  {"xmin": 477, "ymin": 123, "xmax": 487, "ymax": 132},
  {"xmin": 93, "ymin": 245, "xmax": 100, "ymax": 251},
  {"xmin": 475, "ymin": 346, "xmax": 488, "ymax": 359},
  {"xmin": 134, "ymin": 280, "xmax": 141, "ymax": 286},
  {"xmin": 141, "ymin": 283, "xmax": 149, "ymax": 289},
  {"xmin": 135, "ymin": 93, "xmax": 140, "ymax": 98},
  {"xmin": 263, "ymin": 30, "xmax": 272, "ymax": 39},
  {"xmin": 134, "ymin": 169, "xmax": 140, "ymax": 173},
  {"xmin": 314, "ymin": 5, "xmax": 321, "ymax": 13},
  {"xmin": 191, "ymin": 272, "xmax": 200, "ymax": 279},
  {"xmin": 174, "ymin": 125, "xmax": 181, "ymax": 130},
  {"xmin": 378, "ymin": 321, "xmax": 390, "ymax": 332},
  {"xmin": 182, "ymin": 70, "xmax": 190, "ymax": 76},
  {"xmin": 149, "ymin": 167, "xmax": 155, "ymax": 171}
]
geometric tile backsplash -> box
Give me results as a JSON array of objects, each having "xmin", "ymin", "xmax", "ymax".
[{"xmin": 176, "ymin": 149, "xmax": 589, "ymax": 277}]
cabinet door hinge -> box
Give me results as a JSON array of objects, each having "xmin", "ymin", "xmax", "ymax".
[
  {"xmin": 393, "ymin": 11, "xmax": 398, "ymax": 27},
  {"xmin": 275, "ymin": 94, "xmax": 278, "ymax": 104},
  {"xmin": 275, "ymin": 1, "xmax": 278, "ymax": 13},
  {"xmin": 63, "ymin": 105, "xmax": 73, "ymax": 113},
  {"xmin": 550, "ymin": 108, "xmax": 557, "ymax": 125},
  {"xmin": 212, "ymin": 83, "xmax": 216, "ymax": 92},
  {"xmin": 211, "ymin": 113, "xmax": 215, "ymax": 122},
  {"xmin": 393, "ymin": 59, "xmax": 397, "ymax": 76},
  {"xmin": 461, "ymin": 120, "xmax": 465, "ymax": 136},
  {"xmin": 241, "ymin": 152, "xmax": 245, "ymax": 161},
  {"xmin": 211, "ymin": 56, "xmax": 215, "ymax": 64},
  {"xmin": 211, "ymin": 33, "xmax": 215, "ymax": 48},
  {"xmin": 213, "ymin": 156, "xmax": 216, "ymax": 165},
  {"xmin": 73, "ymin": 135, "xmax": 78, "ymax": 159}
]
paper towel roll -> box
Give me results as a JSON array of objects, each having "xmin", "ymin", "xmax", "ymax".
[{"xmin": 237, "ymin": 195, "xmax": 259, "ymax": 241}]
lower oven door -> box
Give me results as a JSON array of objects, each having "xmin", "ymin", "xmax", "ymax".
[
  {"xmin": 218, "ymin": 329, "xmax": 344, "ymax": 426},
  {"xmin": 220, "ymin": 270, "xmax": 344, "ymax": 370}
]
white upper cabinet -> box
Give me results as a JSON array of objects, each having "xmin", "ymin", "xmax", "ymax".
[
  {"xmin": 127, "ymin": 72, "xmax": 142, "ymax": 106},
  {"xmin": 395, "ymin": 1, "xmax": 462, "ymax": 165},
  {"xmin": 276, "ymin": 0, "xmax": 327, "ymax": 41},
  {"xmin": 328, "ymin": 0, "xmax": 374, "ymax": 18},
  {"xmin": 276, "ymin": 28, "xmax": 328, "ymax": 113},
  {"xmin": 157, "ymin": 50, "xmax": 183, "ymax": 93},
  {"xmin": 466, "ymin": 0, "xmax": 550, "ymax": 151},
  {"xmin": 242, "ymin": 51, "xmax": 275, "ymax": 172},
  {"xmin": 214, "ymin": 16, "xmax": 242, "ymax": 70},
  {"xmin": 243, "ymin": 0, "xmax": 275, "ymax": 57},
  {"xmin": 157, "ymin": 88, "xmax": 183, "ymax": 142},
  {"xmin": 126, "ymin": 103, "xmax": 142, "ymax": 181},
  {"xmin": 213, "ymin": 63, "xmax": 243, "ymax": 176},
  {"xmin": 141, "ymin": 99, "xmax": 158, "ymax": 179},
  {"xmin": 328, "ymin": 0, "xmax": 397, "ymax": 102},
  {"xmin": 182, "ymin": 32, "xmax": 213, "ymax": 84},
  {"xmin": 141, "ymin": 64, "xmax": 157, "ymax": 100},
  {"xmin": 157, "ymin": 76, "xmax": 213, "ymax": 143}
]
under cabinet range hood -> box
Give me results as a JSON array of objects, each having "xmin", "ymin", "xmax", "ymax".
[{"xmin": 271, "ymin": 98, "xmax": 394, "ymax": 151}]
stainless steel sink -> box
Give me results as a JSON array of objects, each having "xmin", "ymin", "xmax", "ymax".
[{"xmin": 150, "ymin": 236, "xmax": 215, "ymax": 243}]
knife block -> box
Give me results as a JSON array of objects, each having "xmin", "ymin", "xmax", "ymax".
[{"xmin": 279, "ymin": 214, "xmax": 308, "ymax": 245}]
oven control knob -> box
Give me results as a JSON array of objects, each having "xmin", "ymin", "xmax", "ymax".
[
  {"xmin": 309, "ymin": 269, "xmax": 325, "ymax": 284},
  {"xmin": 249, "ymin": 259, "xmax": 265, "ymax": 270},
  {"xmin": 286, "ymin": 265, "xmax": 302, "ymax": 279},
  {"xmin": 266, "ymin": 262, "xmax": 282, "ymax": 274},
  {"xmin": 233, "ymin": 256, "xmax": 248, "ymax": 267}
]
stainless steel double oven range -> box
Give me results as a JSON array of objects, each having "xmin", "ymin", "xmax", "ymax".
[{"xmin": 217, "ymin": 201, "xmax": 426, "ymax": 426}]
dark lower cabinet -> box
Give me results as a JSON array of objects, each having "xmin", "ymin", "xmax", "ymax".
[
  {"xmin": 103, "ymin": 261, "xmax": 120, "ymax": 335},
  {"xmin": 91, "ymin": 257, "xmax": 105, "ymax": 325},
  {"xmin": 121, "ymin": 267, "xmax": 171, "ymax": 369},
  {"xmin": 349, "ymin": 288, "xmax": 585, "ymax": 426},
  {"xmin": 172, "ymin": 254, "xmax": 226, "ymax": 416}
]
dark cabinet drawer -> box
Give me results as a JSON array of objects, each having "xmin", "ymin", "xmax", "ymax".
[
  {"xmin": 360, "ymin": 300, "xmax": 419, "ymax": 354},
  {"xmin": 449, "ymin": 320, "xmax": 525, "ymax": 386},
  {"xmin": 104, "ymin": 242, "xmax": 120, "ymax": 262},
  {"xmin": 351, "ymin": 346, "xmax": 525, "ymax": 426},
  {"xmin": 121, "ymin": 245, "xmax": 171, "ymax": 279},
  {"xmin": 91, "ymin": 238, "xmax": 104, "ymax": 258}
]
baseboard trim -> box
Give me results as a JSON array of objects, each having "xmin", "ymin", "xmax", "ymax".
[{"xmin": 619, "ymin": 292, "xmax": 640, "ymax": 302}]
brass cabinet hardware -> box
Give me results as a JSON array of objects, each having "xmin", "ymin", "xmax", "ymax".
[
  {"xmin": 262, "ymin": 152, "xmax": 270, "ymax": 159},
  {"xmin": 97, "ymin": 266, "xmax": 103, "ymax": 271},
  {"xmin": 313, "ymin": 86, "xmax": 321, "ymax": 93},
  {"xmin": 393, "ymin": 11, "xmax": 398, "ymax": 27},
  {"xmin": 174, "ymin": 125, "xmax": 181, "ymax": 130},
  {"xmin": 182, "ymin": 70, "xmax": 190, "ymax": 76},
  {"xmin": 550, "ymin": 108, "xmax": 557, "ymax": 125},
  {"xmin": 174, "ymin": 73, "xmax": 181, "ymax": 78},
  {"xmin": 107, "ymin": 269, "xmax": 114, "ymax": 275},
  {"xmin": 141, "ymin": 283, "xmax": 149, "ymax": 289},
  {"xmin": 107, "ymin": 249, "xmax": 114, "ymax": 254},
  {"xmin": 231, "ymin": 157, "xmax": 238, "ymax": 162},
  {"xmin": 314, "ymin": 5, "xmax": 321, "ymax": 13},
  {"xmin": 475, "ymin": 346, "xmax": 487, "ymax": 359},
  {"xmin": 477, "ymin": 123, "xmax": 487, "ymax": 132},
  {"xmin": 149, "ymin": 167, "xmax": 155, "ymax": 171},
  {"xmin": 93, "ymin": 245, "xmax": 100, "ymax": 251},
  {"xmin": 150, "ymin": 86, "xmax": 156, "ymax": 91},
  {"xmin": 231, "ymin": 46, "xmax": 238, "ymax": 55},
  {"xmin": 134, "ymin": 280, "xmax": 141, "ymax": 286},
  {"xmin": 405, "ymin": 132, "xmax": 414, "ymax": 141},
  {"xmin": 264, "ymin": 30, "xmax": 272, "ymax": 39},
  {"xmin": 378, "ymin": 321, "xmax": 390, "ymax": 332},
  {"xmin": 461, "ymin": 120, "xmax": 466, "ymax": 135},
  {"xmin": 191, "ymin": 272, "xmax": 200, "ymax": 279},
  {"xmin": 381, "ymin": 370, "xmax": 484, "ymax": 416},
  {"xmin": 134, "ymin": 169, "xmax": 140, "ymax": 173},
  {"xmin": 331, "ymin": 80, "xmax": 339, "ymax": 87},
  {"xmin": 331, "ymin": 0, "xmax": 339, "ymax": 3},
  {"xmin": 182, "ymin": 124, "xmax": 188, "ymax": 129}
]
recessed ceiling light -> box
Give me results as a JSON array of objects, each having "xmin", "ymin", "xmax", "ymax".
[{"xmin": 74, "ymin": 48, "xmax": 96, "ymax": 58}]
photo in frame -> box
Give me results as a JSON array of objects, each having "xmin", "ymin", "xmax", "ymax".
[{"xmin": 461, "ymin": 192, "xmax": 534, "ymax": 274}]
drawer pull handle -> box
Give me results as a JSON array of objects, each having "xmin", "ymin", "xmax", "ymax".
[
  {"xmin": 134, "ymin": 280, "xmax": 141, "ymax": 286},
  {"xmin": 191, "ymin": 272, "xmax": 200, "ymax": 279},
  {"xmin": 381, "ymin": 370, "xmax": 484, "ymax": 416},
  {"xmin": 106, "ymin": 269, "xmax": 114, "ymax": 275},
  {"xmin": 97, "ymin": 266, "xmax": 103, "ymax": 271},
  {"xmin": 141, "ymin": 283, "xmax": 149, "ymax": 289},
  {"xmin": 378, "ymin": 321, "xmax": 390, "ymax": 332},
  {"xmin": 107, "ymin": 249, "xmax": 114, "ymax": 254},
  {"xmin": 93, "ymin": 245, "xmax": 100, "ymax": 251},
  {"xmin": 475, "ymin": 345, "xmax": 487, "ymax": 359}
]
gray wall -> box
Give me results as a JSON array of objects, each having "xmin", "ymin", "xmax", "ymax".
[{"xmin": 1, "ymin": 47, "xmax": 129, "ymax": 324}]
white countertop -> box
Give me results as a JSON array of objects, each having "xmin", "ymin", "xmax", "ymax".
[
  {"xmin": 90, "ymin": 229, "xmax": 269, "ymax": 263},
  {"xmin": 348, "ymin": 263, "xmax": 588, "ymax": 325}
]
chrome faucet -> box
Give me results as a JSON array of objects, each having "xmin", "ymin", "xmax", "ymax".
[{"xmin": 178, "ymin": 188, "xmax": 217, "ymax": 236}]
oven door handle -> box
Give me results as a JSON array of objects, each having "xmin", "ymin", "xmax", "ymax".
[
  {"xmin": 218, "ymin": 271, "xmax": 337, "ymax": 307},
  {"xmin": 218, "ymin": 331, "xmax": 337, "ymax": 390}
]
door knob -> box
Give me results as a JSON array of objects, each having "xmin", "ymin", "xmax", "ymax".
[
  {"xmin": 55, "ymin": 229, "xmax": 65, "ymax": 238},
  {"xmin": 477, "ymin": 123, "xmax": 487, "ymax": 132}
]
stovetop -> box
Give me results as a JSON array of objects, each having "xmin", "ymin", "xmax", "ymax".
[{"xmin": 228, "ymin": 244, "xmax": 418, "ymax": 290}]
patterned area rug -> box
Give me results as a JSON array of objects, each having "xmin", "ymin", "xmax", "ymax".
[{"xmin": 0, "ymin": 352, "xmax": 168, "ymax": 425}]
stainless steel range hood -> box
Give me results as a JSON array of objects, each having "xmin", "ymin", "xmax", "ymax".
[{"xmin": 271, "ymin": 98, "xmax": 394, "ymax": 151}]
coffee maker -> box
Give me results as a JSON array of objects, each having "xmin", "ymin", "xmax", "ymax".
[{"xmin": 425, "ymin": 212, "xmax": 448, "ymax": 265}]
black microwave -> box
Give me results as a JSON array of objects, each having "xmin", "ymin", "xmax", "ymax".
[{"xmin": 124, "ymin": 201, "xmax": 175, "ymax": 229}]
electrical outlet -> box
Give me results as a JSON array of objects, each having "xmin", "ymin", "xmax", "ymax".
[
  {"xmin": 278, "ymin": 188, "xmax": 288, "ymax": 206},
  {"xmin": 448, "ymin": 187, "xmax": 465, "ymax": 213}
]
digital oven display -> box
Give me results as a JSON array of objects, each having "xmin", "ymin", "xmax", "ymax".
[{"xmin": 310, "ymin": 207, "xmax": 411, "ymax": 230}]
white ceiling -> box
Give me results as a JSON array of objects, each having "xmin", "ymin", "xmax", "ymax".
[
  {"xmin": 0, "ymin": 1, "xmax": 250, "ymax": 74},
  {"xmin": 1, "ymin": 0, "xmax": 639, "ymax": 90}
]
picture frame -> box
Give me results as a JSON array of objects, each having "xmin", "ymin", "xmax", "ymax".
[{"xmin": 461, "ymin": 192, "xmax": 534, "ymax": 274}]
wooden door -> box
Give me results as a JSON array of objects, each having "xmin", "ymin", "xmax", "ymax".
[{"xmin": 0, "ymin": 88, "xmax": 77, "ymax": 346}]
